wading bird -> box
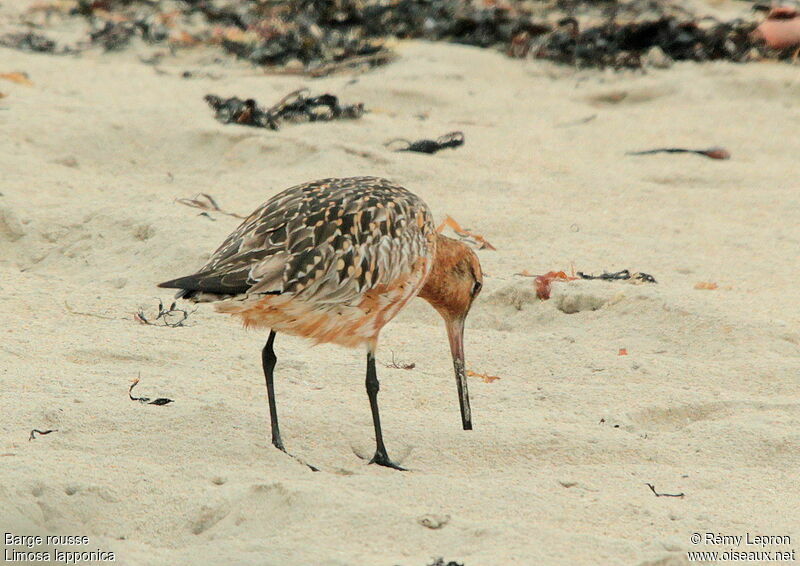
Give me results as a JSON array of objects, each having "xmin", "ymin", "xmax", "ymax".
[{"xmin": 159, "ymin": 177, "xmax": 483, "ymax": 469}]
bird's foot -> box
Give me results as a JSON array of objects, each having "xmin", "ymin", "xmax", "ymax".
[
  {"xmin": 272, "ymin": 440, "xmax": 319, "ymax": 472},
  {"xmin": 368, "ymin": 449, "xmax": 407, "ymax": 471},
  {"xmin": 298, "ymin": 459, "xmax": 320, "ymax": 472}
]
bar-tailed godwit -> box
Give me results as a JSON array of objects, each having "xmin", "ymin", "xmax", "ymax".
[{"xmin": 159, "ymin": 177, "xmax": 483, "ymax": 469}]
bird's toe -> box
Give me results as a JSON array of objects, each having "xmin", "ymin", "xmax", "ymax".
[{"xmin": 368, "ymin": 451, "xmax": 407, "ymax": 471}]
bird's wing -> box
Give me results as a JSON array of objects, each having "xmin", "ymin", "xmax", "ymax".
[
  {"xmin": 157, "ymin": 188, "xmax": 303, "ymax": 296},
  {"xmin": 159, "ymin": 177, "xmax": 435, "ymax": 303}
]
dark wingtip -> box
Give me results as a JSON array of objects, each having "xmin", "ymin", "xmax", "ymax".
[
  {"xmin": 156, "ymin": 270, "xmax": 253, "ymax": 296},
  {"xmin": 157, "ymin": 278, "xmax": 184, "ymax": 289},
  {"xmin": 157, "ymin": 277, "xmax": 195, "ymax": 300}
]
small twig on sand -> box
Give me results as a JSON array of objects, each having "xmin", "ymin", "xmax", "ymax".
[
  {"xmin": 383, "ymin": 351, "xmax": 415, "ymax": 370},
  {"xmin": 626, "ymin": 147, "xmax": 730, "ymax": 160},
  {"xmin": 29, "ymin": 429, "xmax": 58, "ymax": 441},
  {"xmin": 646, "ymin": 483, "xmax": 685, "ymax": 498},
  {"xmin": 176, "ymin": 193, "xmax": 246, "ymax": 219},
  {"xmin": 129, "ymin": 374, "xmax": 174, "ymax": 406}
]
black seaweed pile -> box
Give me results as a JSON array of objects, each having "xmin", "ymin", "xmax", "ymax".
[
  {"xmin": 533, "ymin": 16, "xmax": 758, "ymax": 68},
  {"xmin": 386, "ymin": 131, "xmax": 466, "ymax": 154},
  {"xmin": 0, "ymin": 31, "xmax": 63, "ymax": 53},
  {"xmin": 204, "ymin": 89, "xmax": 365, "ymax": 129},
  {"xmin": 1, "ymin": 0, "xmax": 777, "ymax": 70}
]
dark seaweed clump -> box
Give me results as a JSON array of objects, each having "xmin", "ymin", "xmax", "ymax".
[
  {"xmin": 533, "ymin": 16, "xmax": 758, "ymax": 68},
  {"xmin": 1, "ymin": 0, "xmax": 775, "ymax": 71},
  {"xmin": 204, "ymin": 89, "xmax": 365, "ymax": 130},
  {"xmin": 0, "ymin": 31, "xmax": 60, "ymax": 53}
]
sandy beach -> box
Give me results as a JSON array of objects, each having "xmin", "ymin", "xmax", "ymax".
[{"xmin": 1, "ymin": 1, "xmax": 799, "ymax": 564}]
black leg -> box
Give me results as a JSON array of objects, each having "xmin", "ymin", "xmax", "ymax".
[
  {"xmin": 261, "ymin": 331, "xmax": 318, "ymax": 472},
  {"xmin": 365, "ymin": 352, "xmax": 405, "ymax": 470},
  {"xmin": 262, "ymin": 330, "xmax": 284, "ymax": 451}
]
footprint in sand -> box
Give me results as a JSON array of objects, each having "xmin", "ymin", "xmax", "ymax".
[
  {"xmin": 628, "ymin": 401, "xmax": 735, "ymax": 431},
  {"xmin": 584, "ymin": 85, "xmax": 676, "ymax": 107},
  {"xmin": 65, "ymin": 348, "xmax": 155, "ymax": 366},
  {"xmin": 190, "ymin": 482, "xmax": 310, "ymax": 536}
]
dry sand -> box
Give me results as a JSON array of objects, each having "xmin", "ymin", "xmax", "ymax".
[{"xmin": 1, "ymin": 6, "xmax": 799, "ymax": 566}]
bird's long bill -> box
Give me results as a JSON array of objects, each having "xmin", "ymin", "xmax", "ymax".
[{"xmin": 446, "ymin": 317, "xmax": 472, "ymax": 430}]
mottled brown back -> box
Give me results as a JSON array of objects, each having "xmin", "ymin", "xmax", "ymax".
[{"xmin": 159, "ymin": 177, "xmax": 436, "ymax": 308}]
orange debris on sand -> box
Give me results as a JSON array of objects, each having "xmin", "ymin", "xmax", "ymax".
[
  {"xmin": 694, "ymin": 282, "xmax": 719, "ymax": 290},
  {"xmin": 467, "ymin": 370, "xmax": 500, "ymax": 383},
  {"xmin": 437, "ymin": 215, "xmax": 496, "ymax": 250},
  {"xmin": 702, "ymin": 148, "xmax": 731, "ymax": 160},
  {"xmin": 753, "ymin": 6, "xmax": 800, "ymax": 50},
  {"xmin": 169, "ymin": 30, "xmax": 200, "ymax": 47},
  {"xmin": 0, "ymin": 72, "xmax": 33, "ymax": 86},
  {"xmin": 533, "ymin": 270, "xmax": 578, "ymax": 300},
  {"xmin": 618, "ymin": 348, "xmax": 628, "ymax": 356}
]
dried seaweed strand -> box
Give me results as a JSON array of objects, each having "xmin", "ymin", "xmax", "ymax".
[
  {"xmin": 129, "ymin": 374, "xmax": 174, "ymax": 406},
  {"xmin": 577, "ymin": 270, "xmax": 657, "ymax": 283},
  {"xmin": 386, "ymin": 131, "xmax": 465, "ymax": 154},
  {"xmin": 627, "ymin": 147, "xmax": 730, "ymax": 160},
  {"xmin": 135, "ymin": 299, "xmax": 195, "ymax": 327},
  {"xmin": 646, "ymin": 483, "xmax": 685, "ymax": 498},
  {"xmin": 29, "ymin": 429, "xmax": 58, "ymax": 441}
]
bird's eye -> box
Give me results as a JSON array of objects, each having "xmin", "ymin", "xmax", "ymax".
[{"xmin": 471, "ymin": 280, "xmax": 482, "ymax": 296}]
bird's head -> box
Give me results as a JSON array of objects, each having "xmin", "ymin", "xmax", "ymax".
[{"xmin": 418, "ymin": 234, "xmax": 483, "ymax": 430}]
